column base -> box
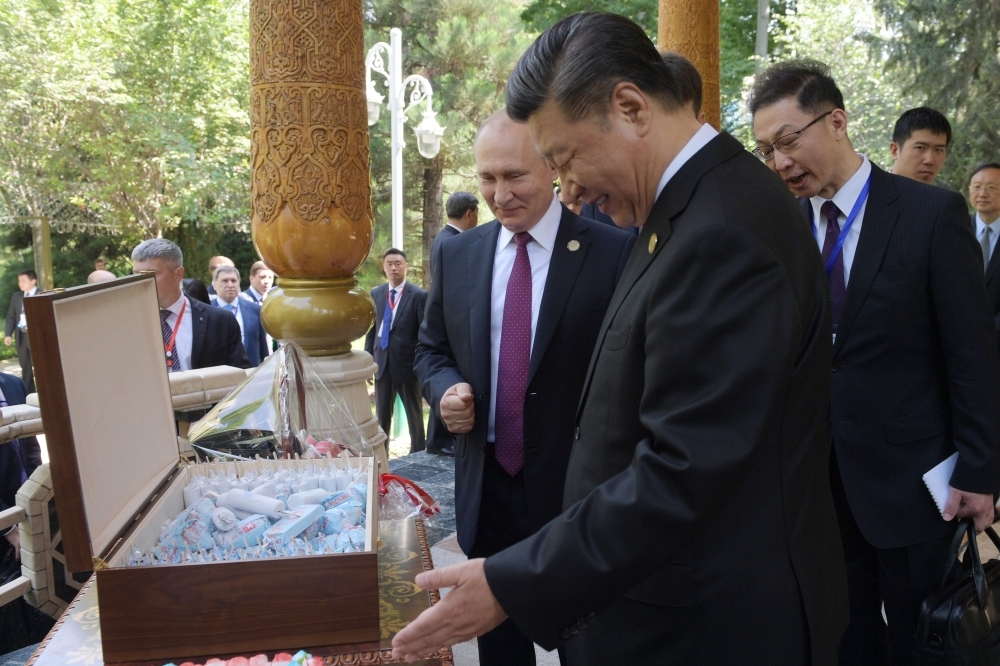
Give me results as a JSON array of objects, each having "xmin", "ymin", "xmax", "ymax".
[
  {"xmin": 261, "ymin": 276, "xmax": 376, "ymax": 356},
  {"xmin": 309, "ymin": 350, "xmax": 388, "ymax": 474}
]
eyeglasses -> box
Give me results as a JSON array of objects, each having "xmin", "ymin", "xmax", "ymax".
[
  {"xmin": 970, "ymin": 184, "xmax": 1000, "ymax": 195},
  {"xmin": 752, "ymin": 111, "xmax": 833, "ymax": 161}
]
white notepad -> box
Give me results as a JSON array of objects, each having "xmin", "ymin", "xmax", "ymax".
[{"xmin": 923, "ymin": 452, "xmax": 958, "ymax": 516}]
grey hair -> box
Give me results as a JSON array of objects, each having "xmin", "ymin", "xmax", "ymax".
[
  {"xmin": 213, "ymin": 265, "xmax": 240, "ymax": 282},
  {"xmin": 132, "ymin": 238, "xmax": 183, "ymax": 267}
]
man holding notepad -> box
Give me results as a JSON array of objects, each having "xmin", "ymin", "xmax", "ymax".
[{"xmin": 751, "ymin": 60, "xmax": 1000, "ymax": 665}]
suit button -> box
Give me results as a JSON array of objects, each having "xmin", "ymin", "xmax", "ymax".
[
  {"xmin": 575, "ymin": 426, "xmax": 580, "ymax": 440},
  {"xmin": 560, "ymin": 629, "xmax": 572, "ymax": 640},
  {"xmin": 831, "ymin": 363, "xmax": 838, "ymax": 372}
]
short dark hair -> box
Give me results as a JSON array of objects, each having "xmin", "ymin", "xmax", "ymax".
[
  {"xmin": 18, "ymin": 269, "xmax": 37, "ymax": 281},
  {"xmin": 748, "ymin": 59, "xmax": 845, "ymax": 116},
  {"xmin": 506, "ymin": 13, "xmax": 683, "ymax": 123},
  {"xmin": 661, "ymin": 51, "xmax": 702, "ymax": 116},
  {"xmin": 446, "ymin": 192, "xmax": 478, "ymax": 220},
  {"xmin": 892, "ymin": 107, "xmax": 952, "ymax": 147},
  {"xmin": 382, "ymin": 248, "xmax": 406, "ymax": 261},
  {"xmin": 970, "ymin": 162, "xmax": 1000, "ymax": 182}
]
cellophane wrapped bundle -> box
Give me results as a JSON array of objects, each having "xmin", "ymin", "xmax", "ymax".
[{"xmin": 187, "ymin": 342, "xmax": 372, "ymax": 461}]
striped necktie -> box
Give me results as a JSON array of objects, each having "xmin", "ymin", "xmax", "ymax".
[{"xmin": 160, "ymin": 309, "xmax": 181, "ymax": 372}]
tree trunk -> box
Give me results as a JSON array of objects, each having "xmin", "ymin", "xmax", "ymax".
[
  {"xmin": 755, "ymin": 0, "xmax": 770, "ymax": 72},
  {"xmin": 420, "ymin": 154, "xmax": 444, "ymax": 289}
]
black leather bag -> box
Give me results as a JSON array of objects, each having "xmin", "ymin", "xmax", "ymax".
[{"xmin": 915, "ymin": 521, "xmax": 1000, "ymax": 665}]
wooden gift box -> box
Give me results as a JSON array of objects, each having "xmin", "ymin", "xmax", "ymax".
[{"xmin": 24, "ymin": 275, "xmax": 379, "ymax": 663}]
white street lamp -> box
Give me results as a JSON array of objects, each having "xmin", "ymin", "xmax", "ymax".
[{"xmin": 366, "ymin": 28, "xmax": 446, "ymax": 252}]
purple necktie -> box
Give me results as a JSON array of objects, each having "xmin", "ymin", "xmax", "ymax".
[
  {"xmin": 821, "ymin": 200, "xmax": 846, "ymax": 334},
  {"xmin": 495, "ymin": 232, "xmax": 532, "ymax": 476}
]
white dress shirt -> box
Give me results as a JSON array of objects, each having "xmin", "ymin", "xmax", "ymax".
[
  {"xmin": 17, "ymin": 286, "xmax": 37, "ymax": 331},
  {"xmin": 488, "ymin": 192, "xmax": 562, "ymax": 440},
  {"xmin": 655, "ymin": 123, "xmax": 720, "ymax": 202},
  {"xmin": 446, "ymin": 222, "xmax": 463, "ymax": 233},
  {"xmin": 162, "ymin": 293, "xmax": 194, "ymax": 371},
  {"xmin": 216, "ymin": 296, "xmax": 244, "ymax": 335},
  {"xmin": 809, "ymin": 155, "xmax": 872, "ymax": 287},
  {"xmin": 975, "ymin": 213, "xmax": 1000, "ymax": 265},
  {"xmin": 375, "ymin": 280, "xmax": 407, "ymax": 337}
]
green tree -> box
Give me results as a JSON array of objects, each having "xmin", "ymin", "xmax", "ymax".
[{"xmin": 873, "ymin": 0, "xmax": 1000, "ymax": 190}]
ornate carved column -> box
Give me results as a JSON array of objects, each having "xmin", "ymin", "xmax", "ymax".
[
  {"xmin": 250, "ymin": 0, "xmax": 387, "ymax": 460},
  {"xmin": 658, "ymin": 0, "xmax": 721, "ymax": 129}
]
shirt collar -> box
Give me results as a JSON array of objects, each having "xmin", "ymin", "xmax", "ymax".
[
  {"xmin": 446, "ymin": 222, "xmax": 463, "ymax": 233},
  {"xmin": 25, "ymin": 287, "xmax": 37, "ymax": 296},
  {"xmin": 164, "ymin": 293, "xmax": 187, "ymax": 315},
  {"xmin": 810, "ymin": 155, "xmax": 872, "ymax": 222},
  {"xmin": 976, "ymin": 213, "xmax": 1000, "ymax": 233},
  {"xmin": 497, "ymin": 192, "xmax": 562, "ymax": 255},
  {"xmin": 388, "ymin": 279, "xmax": 406, "ymax": 293},
  {"xmin": 655, "ymin": 123, "xmax": 720, "ymax": 202},
  {"xmin": 249, "ymin": 286, "xmax": 266, "ymax": 300}
]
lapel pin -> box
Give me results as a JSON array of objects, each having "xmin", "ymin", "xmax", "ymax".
[
  {"xmin": 567, "ymin": 240, "xmax": 580, "ymax": 252},
  {"xmin": 648, "ymin": 233, "xmax": 658, "ymax": 254}
]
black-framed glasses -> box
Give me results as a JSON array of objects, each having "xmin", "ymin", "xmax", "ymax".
[{"xmin": 752, "ymin": 111, "xmax": 833, "ymax": 161}]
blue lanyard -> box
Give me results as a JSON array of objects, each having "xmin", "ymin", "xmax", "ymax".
[{"xmin": 811, "ymin": 174, "xmax": 872, "ymax": 277}]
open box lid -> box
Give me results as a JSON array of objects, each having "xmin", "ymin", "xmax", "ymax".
[{"xmin": 25, "ymin": 274, "xmax": 179, "ymax": 572}]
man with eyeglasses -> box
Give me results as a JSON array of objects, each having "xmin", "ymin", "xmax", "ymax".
[
  {"xmin": 751, "ymin": 59, "xmax": 1000, "ymax": 666},
  {"xmin": 970, "ymin": 162, "xmax": 1000, "ymax": 353}
]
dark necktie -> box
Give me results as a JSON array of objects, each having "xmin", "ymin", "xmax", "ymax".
[
  {"xmin": 495, "ymin": 232, "xmax": 532, "ymax": 476},
  {"xmin": 160, "ymin": 309, "xmax": 181, "ymax": 372},
  {"xmin": 379, "ymin": 288, "xmax": 397, "ymax": 351},
  {"xmin": 982, "ymin": 227, "xmax": 994, "ymax": 273},
  {"xmin": 821, "ymin": 200, "xmax": 846, "ymax": 334}
]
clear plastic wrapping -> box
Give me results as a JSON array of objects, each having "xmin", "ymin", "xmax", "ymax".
[{"xmin": 187, "ymin": 343, "xmax": 372, "ymax": 461}]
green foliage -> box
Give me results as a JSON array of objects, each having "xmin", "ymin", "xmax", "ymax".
[
  {"xmin": 873, "ymin": 0, "xmax": 1000, "ymax": 190},
  {"xmin": 0, "ymin": 0, "xmax": 251, "ymax": 239},
  {"xmin": 520, "ymin": 0, "xmax": 656, "ymax": 37}
]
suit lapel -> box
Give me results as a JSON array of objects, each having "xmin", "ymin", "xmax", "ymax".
[
  {"xmin": 832, "ymin": 166, "xmax": 899, "ymax": 358},
  {"xmin": 469, "ymin": 222, "xmax": 501, "ymax": 391},
  {"xmin": 392, "ymin": 284, "xmax": 412, "ymax": 328},
  {"xmin": 576, "ymin": 134, "xmax": 744, "ymax": 412},
  {"xmin": 529, "ymin": 210, "xmax": 589, "ymax": 384},
  {"xmin": 189, "ymin": 298, "xmax": 208, "ymax": 368}
]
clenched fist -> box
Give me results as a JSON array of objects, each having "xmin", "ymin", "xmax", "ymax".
[{"xmin": 441, "ymin": 383, "xmax": 475, "ymax": 434}]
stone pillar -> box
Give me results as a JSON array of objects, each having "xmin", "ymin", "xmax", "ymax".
[
  {"xmin": 250, "ymin": 0, "xmax": 387, "ymax": 463},
  {"xmin": 658, "ymin": 0, "xmax": 721, "ymax": 129}
]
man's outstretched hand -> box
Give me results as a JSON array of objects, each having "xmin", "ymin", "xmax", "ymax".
[{"xmin": 391, "ymin": 558, "xmax": 508, "ymax": 662}]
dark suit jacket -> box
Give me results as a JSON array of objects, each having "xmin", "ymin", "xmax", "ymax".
[
  {"xmin": 429, "ymin": 224, "xmax": 461, "ymax": 280},
  {"xmin": 223, "ymin": 299, "xmax": 268, "ymax": 367},
  {"xmin": 973, "ymin": 214, "xmax": 1000, "ymax": 351},
  {"xmin": 416, "ymin": 207, "xmax": 635, "ymax": 555},
  {"xmin": 810, "ymin": 167, "xmax": 1000, "ymax": 550},
  {"xmin": 4, "ymin": 291, "xmax": 28, "ymax": 349},
  {"xmin": 484, "ymin": 134, "xmax": 849, "ymax": 665},
  {"xmin": 188, "ymin": 297, "xmax": 251, "ymax": 370},
  {"xmin": 0, "ymin": 372, "xmax": 39, "ymax": 524},
  {"xmin": 364, "ymin": 282, "xmax": 427, "ymax": 384}
]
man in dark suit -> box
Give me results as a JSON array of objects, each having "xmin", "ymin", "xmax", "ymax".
[
  {"xmin": 4, "ymin": 270, "xmax": 38, "ymax": 393},
  {"xmin": 751, "ymin": 60, "xmax": 1000, "ymax": 665},
  {"xmin": 423, "ymin": 192, "xmax": 480, "ymax": 458},
  {"xmin": 0, "ymin": 371, "xmax": 41, "ymax": 558},
  {"xmin": 970, "ymin": 162, "xmax": 1000, "ymax": 350},
  {"xmin": 414, "ymin": 107, "xmax": 633, "ymax": 665},
  {"xmin": 364, "ymin": 249, "xmax": 428, "ymax": 455},
  {"xmin": 394, "ymin": 16, "xmax": 848, "ymax": 665},
  {"xmin": 211, "ymin": 265, "xmax": 269, "ymax": 367},
  {"xmin": 131, "ymin": 239, "xmax": 251, "ymax": 371}
]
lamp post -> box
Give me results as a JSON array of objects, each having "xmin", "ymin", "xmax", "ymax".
[{"xmin": 366, "ymin": 28, "xmax": 445, "ymax": 252}]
